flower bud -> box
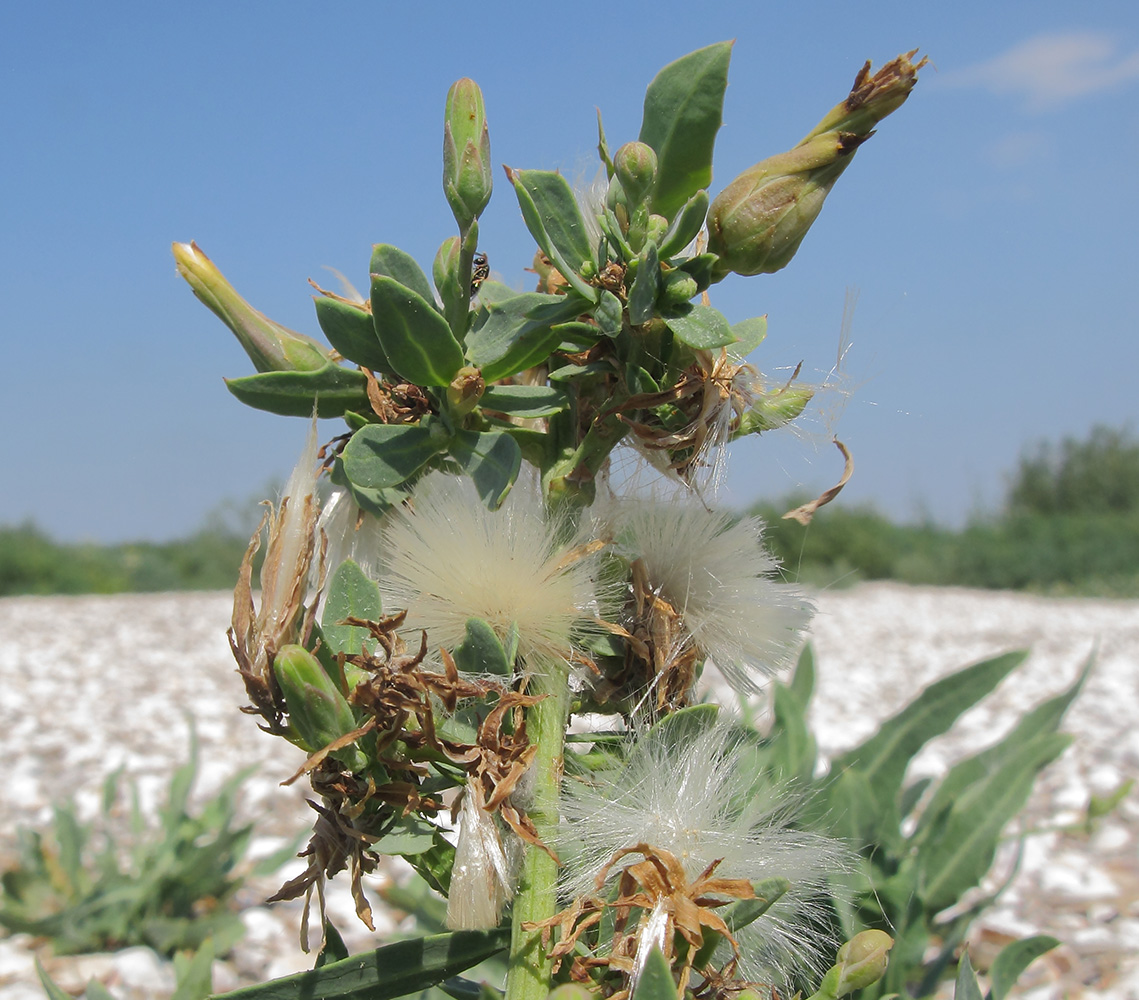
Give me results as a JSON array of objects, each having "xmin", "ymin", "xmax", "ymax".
[
  {"xmin": 645, "ymin": 213, "xmax": 669, "ymax": 246},
  {"xmin": 833, "ymin": 930, "xmax": 893, "ymax": 995},
  {"xmin": 272, "ymin": 644, "xmax": 359, "ymax": 758},
  {"xmin": 443, "ymin": 78, "xmax": 493, "ymax": 231},
  {"xmin": 707, "ymin": 51, "xmax": 924, "ymax": 278},
  {"xmin": 660, "ymin": 269, "xmax": 698, "ymax": 307},
  {"xmin": 734, "ymin": 385, "xmax": 814, "ymax": 437},
  {"xmin": 447, "ymin": 365, "xmax": 485, "ymax": 417},
  {"xmin": 173, "ymin": 242, "xmax": 331, "ymax": 372},
  {"xmin": 613, "ymin": 141, "xmax": 658, "ymax": 208}
]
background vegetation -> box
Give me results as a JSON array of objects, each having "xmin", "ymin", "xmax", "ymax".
[{"xmin": 2, "ymin": 426, "xmax": 1136, "ymax": 597}]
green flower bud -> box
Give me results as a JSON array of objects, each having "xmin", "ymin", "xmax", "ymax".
[
  {"xmin": 834, "ymin": 930, "xmax": 894, "ymax": 995},
  {"xmin": 645, "ymin": 213, "xmax": 669, "ymax": 246},
  {"xmin": 613, "ymin": 141, "xmax": 658, "ymax": 207},
  {"xmin": 734, "ymin": 385, "xmax": 814, "ymax": 437},
  {"xmin": 660, "ymin": 269, "xmax": 698, "ymax": 307},
  {"xmin": 443, "ymin": 78, "xmax": 493, "ymax": 231},
  {"xmin": 172, "ymin": 242, "xmax": 331, "ymax": 372},
  {"xmin": 272, "ymin": 644, "xmax": 359, "ymax": 758},
  {"xmin": 707, "ymin": 51, "xmax": 924, "ymax": 278}
]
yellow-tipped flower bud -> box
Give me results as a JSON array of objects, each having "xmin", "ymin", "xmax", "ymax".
[
  {"xmin": 707, "ymin": 52, "xmax": 924, "ymax": 278},
  {"xmin": 613, "ymin": 141, "xmax": 658, "ymax": 208},
  {"xmin": 172, "ymin": 241, "xmax": 331, "ymax": 372},
  {"xmin": 443, "ymin": 78, "xmax": 493, "ymax": 231}
]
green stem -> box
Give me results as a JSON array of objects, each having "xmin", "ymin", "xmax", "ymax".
[{"xmin": 506, "ymin": 660, "xmax": 570, "ymax": 1000}]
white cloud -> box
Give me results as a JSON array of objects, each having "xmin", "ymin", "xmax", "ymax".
[
  {"xmin": 984, "ymin": 130, "xmax": 1053, "ymax": 168},
  {"xmin": 945, "ymin": 31, "xmax": 1139, "ymax": 110}
]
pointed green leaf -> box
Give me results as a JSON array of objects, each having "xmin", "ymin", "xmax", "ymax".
[
  {"xmin": 916, "ymin": 654, "xmax": 1091, "ymax": 840},
  {"xmin": 225, "ymin": 363, "xmax": 370, "ymax": 417},
  {"xmin": 36, "ymin": 963, "xmax": 74, "ymax": 1000},
  {"xmin": 507, "ymin": 168, "xmax": 598, "ymax": 301},
  {"xmin": 955, "ymin": 953, "xmax": 984, "ymax": 1000},
  {"xmin": 342, "ymin": 422, "xmax": 447, "ymax": 490},
  {"xmin": 769, "ymin": 682, "xmax": 817, "ymax": 783},
  {"xmin": 988, "ymin": 935, "xmax": 1059, "ymax": 1000},
  {"xmin": 210, "ymin": 929, "xmax": 510, "ymax": 1000},
  {"xmin": 83, "ymin": 982, "xmax": 118, "ymax": 1000},
  {"xmin": 170, "ymin": 939, "xmax": 214, "ymax": 1000},
  {"xmin": 728, "ymin": 315, "xmax": 768, "ymax": 359},
  {"xmin": 830, "ymin": 651, "xmax": 1027, "ymax": 814},
  {"xmin": 322, "ymin": 559, "xmax": 384, "ymax": 657},
  {"xmin": 448, "ymin": 430, "xmax": 521, "ymax": 509},
  {"xmin": 628, "ymin": 243, "xmax": 660, "ymax": 325},
  {"xmin": 657, "ymin": 189, "xmax": 710, "ymax": 258},
  {"xmin": 481, "ymin": 384, "xmax": 568, "ymax": 418},
  {"xmin": 316, "ymin": 922, "xmax": 351, "ymax": 969},
  {"xmin": 314, "ymin": 296, "xmax": 392, "ymax": 374},
  {"xmin": 370, "ymin": 244, "xmax": 437, "ymax": 305},
  {"xmin": 790, "ymin": 643, "xmax": 815, "ymax": 706},
  {"xmin": 631, "ymin": 947, "xmax": 679, "ymax": 1000},
  {"xmin": 918, "ymin": 731, "xmax": 1071, "ymax": 914},
  {"xmin": 639, "ymin": 42, "xmax": 732, "ymax": 219},
  {"xmin": 663, "ymin": 303, "xmax": 736, "ymax": 349},
  {"xmin": 595, "ymin": 289, "xmax": 623, "ymax": 336},
  {"xmin": 371, "ymin": 275, "xmax": 464, "ymax": 386}
]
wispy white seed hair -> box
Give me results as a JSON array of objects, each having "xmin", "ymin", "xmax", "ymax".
[
  {"xmin": 383, "ymin": 472, "xmax": 602, "ymax": 666},
  {"xmin": 559, "ymin": 723, "xmax": 847, "ymax": 985},
  {"xmin": 611, "ymin": 499, "xmax": 812, "ymax": 692},
  {"xmin": 317, "ymin": 486, "xmax": 385, "ymax": 587},
  {"xmin": 446, "ymin": 788, "xmax": 519, "ymax": 930}
]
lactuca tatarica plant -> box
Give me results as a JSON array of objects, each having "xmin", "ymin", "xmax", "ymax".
[{"xmin": 171, "ymin": 41, "xmax": 1065, "ymax": 1000}]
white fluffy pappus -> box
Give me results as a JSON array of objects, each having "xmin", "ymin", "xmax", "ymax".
[
  {"xmin": 382, "ymin": 472, "xmax": 604, "ymax": 667},
  {"xmin": 558, "ymin": 723, "xmax": 848, "ymax": 986},
  {"xmin": 446, "ymin": 787, "xmax": 519, "ymax": 930},
  {"xmin": 611, "ymin": 499, "xmax": 813, "ymax": 693}
]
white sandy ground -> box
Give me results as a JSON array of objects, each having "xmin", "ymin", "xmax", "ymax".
[{"xmin": 0, "ymin": 584, "xmax": 1135, "ymax": 999}]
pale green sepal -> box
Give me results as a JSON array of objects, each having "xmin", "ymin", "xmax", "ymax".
[
  {"xmin": 448, "ymin": 429, "xmax": 521, "ymax": 509},
  {"xmin": 322, "ymin": 559, "xmax": 383, "ymax": 658},
  {"xmin": 453, "ymin": 618, "xmax": 512, "ymax": 675},
  {"xmin": 341, "ymin": 422, "xmax": 448, "ymax": 490},
  {"xmin": 662, "ymin": 303, "xmax": 737, "ymax": 349}
]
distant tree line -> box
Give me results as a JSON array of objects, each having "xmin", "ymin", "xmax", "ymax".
[{"xmin": 756, "ymin": 424, "xmax": 1139, "ymax": 596}]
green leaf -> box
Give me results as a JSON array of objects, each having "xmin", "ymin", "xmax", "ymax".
[
  {"xmin": 728, "ymin": 316, "xmax": 768, "ymax": 359},
  {"xmin": 769, "ymin": 682, "xmax": 816, "ymax": 783},
  {"xmin": 480, "ymin": 384, "xmax": 568, "ymax": 418},
  {"xmin": 225, "ymin": 364, "xmax": 370, "ymax": 417},
  {"xmin": 507, "ymin": 168, "xmax": 598, "ymax": 301},
  {"xmin": 448, "ymin": 430, "xmax": 521, "ymax": 509},
  {"xmin": 316, "ymin": 922, "xmax": 351, "ymax": 969},
  {"xmin": 371, "ymin": 275, "xmax": 464, "ymax": 386},
  {"xmin": 36, "ymin": 962, "xmax": 75, "ymax": 1000},
  {"xmin": 322, "ymin": 559, "xmax": 383, "ymax": 657},
  {"xmin": 170, "ymin": 939, "xmax": 214, "ymax": 1000},
  {"xmin": 378, "ymin": 814, "xmax": 442, "ymax": 855},
  {"xmin": 370, "ymin": 244, "xmax": 437, "ymax": 306},
  {"xmin": 83, "ymin": 981, "xmax": 118, "ymax": 1000},
  {"xmin": 453, "ymin": 618, "xmax": 512, "ymax": 675},
  {"xmin": 210, "ymin": 929, "xmax": 510, "ymax": 1000},
  {"xmin": 663, "ymin": 303, "xmax": 736, "ymax": 349},
  {"xmin": 314, "ymin": 296, "xmax": 392, "ymax": 374},
  {"xmin": 955, "ymin": 953, "xmax": 984, "ymax": 1000},
  {"xmin": 648, "ymin": 704, "xmax": 720, "ymax": 752},
  {"xmin": 466, "ymin": 289, "xmax": 586, "ymax": 381},
  {"xmin": 829, "ymin": 651, "xmax": 1027, "ymax": 815},
  {"xmin": 917, "ymin": 731, "xmax": 1071, "ymax": 914},
  {"xmin": 639, "ymin": 42, "xmax": 732, "ymax": 219},
  {"xmin": 988, "ymin": 935, "xmax": 1059, "ymax": 1000},
  {"xmin": 342, "ymin": 422, "xmax": 447, "ymax": 490},
  {"xmin": 631, "ymin": 946, "xmax": 679, "ymax": 1000},
  {"xmin": 916, "ymin": 654, "xmax": 1090, "ymax": 840},
  {"xmin": 790, "ymin": 644, "xmax": 815, "ymax": 706},
  {"xmin": 657, "ymin": 190, "xmax": 710, "ymax": 259},
  {"xmin": 595, "ymin": 290, "xmax": 623, "ymax": 336},
  {"xmin": 627, "ymin": 243, "xmax": 660, "ymax": 325}
]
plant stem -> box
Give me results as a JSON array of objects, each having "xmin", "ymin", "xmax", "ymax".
[{"xmin": 505, "ymin": 660, "xmax": 570, "ymax": 1000}]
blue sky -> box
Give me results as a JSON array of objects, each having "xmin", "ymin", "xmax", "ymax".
[{"xmin": 2, "ymin": 1, "xmax": 1137, "ymax": 542}]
